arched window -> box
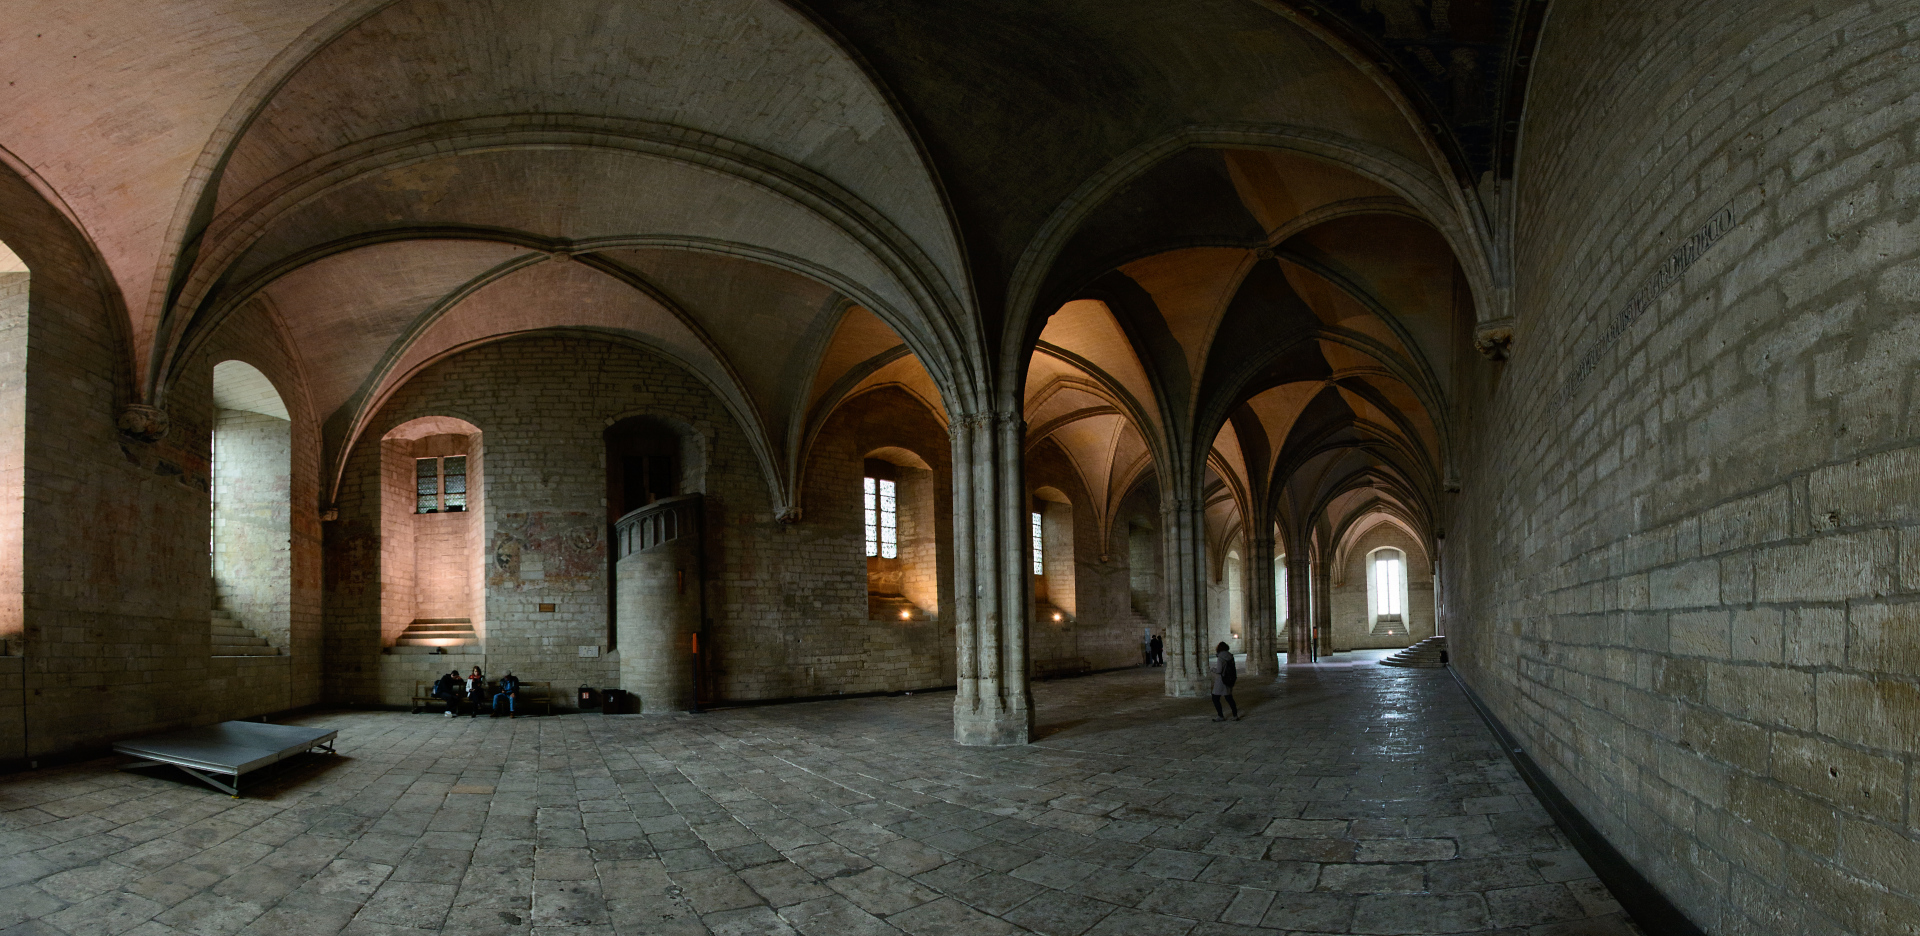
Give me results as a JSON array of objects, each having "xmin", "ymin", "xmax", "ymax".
[{"xmin": 1368, "ymin": 546, "xmax": 1408, "ymax": 636}]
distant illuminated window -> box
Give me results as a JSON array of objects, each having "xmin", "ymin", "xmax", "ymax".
[
  {"xmin": 1031, "ymin": 511, "xmax": 1044, "ymax": 575},
  {"xmin": 865, "ymin": 477, "xmax": 897, "ymax": 559},
  {"xmin": 1372, "ymin": 549, "xmax": 1403, "ymax": 619},
  {"xmin": 415, "ymin": 456, "xmax": 468, "ymax": 513}
]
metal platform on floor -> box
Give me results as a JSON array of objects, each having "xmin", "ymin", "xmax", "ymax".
[{"xmin": 113, "ymin": 721, "xmax": 338, "ymax": 796}]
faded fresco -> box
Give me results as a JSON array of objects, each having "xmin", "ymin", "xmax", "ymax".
[{"xmin": 489, "ymin": 511, "xmax": 605, "ymax": 592}]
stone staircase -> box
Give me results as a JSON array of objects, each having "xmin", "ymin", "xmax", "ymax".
[
  {"xmin": 1380, "ymin": 635, "xmax": 1447, "ymax": 668},
  {"xmin": 211, "ymin": 609, "xmax": 280, "ymax": 657},
  {"xmin": 390, "ymin": 618, "xmax": 480, "ymax": 652}
]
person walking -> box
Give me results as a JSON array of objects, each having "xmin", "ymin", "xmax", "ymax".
[
  {"xmin": 1209, "ymin": 642, "xmax": 1238, "ymax": 721},
  {"xmin": 1149, "ymin": 633, "xmax": 1164, "ymax": 666}
]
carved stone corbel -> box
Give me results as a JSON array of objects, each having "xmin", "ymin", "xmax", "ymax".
[
  {"xmin": 117, "ymin": 404, "xmax": 169, "ymax": 442},
  {"xmin": 1473, "ymin": 319, "xmax": 1515, "ymax": 361}
]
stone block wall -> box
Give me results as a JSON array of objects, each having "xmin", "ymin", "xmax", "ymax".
[
  {"xmin": 0, "ymin": 163, "xmax": 326, "ymax": 764},
  {"xmin": 1447, "ymin": 2, "xmax": 1920, "ymax": 931}
]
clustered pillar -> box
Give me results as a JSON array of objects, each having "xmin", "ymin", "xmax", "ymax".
[
  {"xmin": 1159, "ymin": 494, "xmax": 1210, "ymax": 697},
  {"xmin": 950, "ymin": 411, "xmax": 1033, "ymax": 745},
  {"xmin": 1242, "ymin": 533, "xmax": 1277, "ymax": 675},
  {"xmin": 1287, "ymin": 553, "xmax": 1314, "ymax": 662}
]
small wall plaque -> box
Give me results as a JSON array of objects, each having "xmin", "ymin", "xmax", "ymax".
[
  {"xmin": 538, "ymin": 603, "xmax": 556, "ymax": 613},
  {"xmin": 578, "ymin": 645, "xmax": 599, "ymax": 658}
]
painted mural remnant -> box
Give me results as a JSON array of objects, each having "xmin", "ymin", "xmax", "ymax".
[{"xmin": 490, "ymin": 512, "xmax": 604, "ymax": 592}]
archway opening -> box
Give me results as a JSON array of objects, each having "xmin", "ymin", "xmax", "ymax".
[
  {"xmin": 866, "ymin": 446, "xmax": 937, "ymax": 621},
  {"xmin": 210, "ymin": 361, "xmax": 290, "ymax": 656},
  {"xmin": 1032, "ymin": 486, "xmax": 1075, "ymax": 623},
  {"xmin": 381, "ymin": 416, "xmax": 485, "ymax": 651}
]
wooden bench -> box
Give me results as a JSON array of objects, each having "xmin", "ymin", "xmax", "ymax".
[
  {"xmin": 412, "ymin": 679, "xmax": 555, "ymax": 716},
  {"xmin": 499, "ymin": 680, "xmax": 554, "ymax": 716}
]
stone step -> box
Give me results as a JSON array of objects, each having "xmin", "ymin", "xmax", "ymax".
[
  {"xmin": 212, "ymin": 643, "xmax": 281, "ymax": 657},
  {"xmin": 212, "ymin": 624, "xmax": 259, "ymax": 639},
  {"xmin": 394, "ymin": 636, "xmax": 482, "ymax": 647},
  {"xmin": 213, "ymin": 635, "xmax": 269, "ymax": 648},
  {"xmin": 1381, "ymin": 636, "xmax": 1447, "ymax": 668}
]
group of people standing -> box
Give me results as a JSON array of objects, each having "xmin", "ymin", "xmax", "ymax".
[
  {"xmin": 431, "ymin": 666, "xmax": 524, "ymax": 717},
  {"xmin": 1142, "ymin": 635, "xmax": 1243, "ymax": 722}
]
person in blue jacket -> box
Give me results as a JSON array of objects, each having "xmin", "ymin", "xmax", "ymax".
[{"xmin": 493, "ymin": 671, "xmax": 523, "ymax": 718}]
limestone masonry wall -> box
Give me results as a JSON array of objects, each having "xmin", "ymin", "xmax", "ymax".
[{"xmin": 1448, "ymin": 2, "xmax": 1920, "ymax": 931}]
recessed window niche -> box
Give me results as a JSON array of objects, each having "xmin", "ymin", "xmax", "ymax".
[
  {"xmin": 381, "ymin": 416, "xmax": 484, "ymax": 652},
  {"xmin": 865, "ymin": 447, "xmax": 937, "ymax": 621}
]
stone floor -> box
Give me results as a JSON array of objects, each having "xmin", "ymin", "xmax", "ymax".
[{"xmin": 0, "ymin": 662, "xmax": 1642, "ymax": 936}]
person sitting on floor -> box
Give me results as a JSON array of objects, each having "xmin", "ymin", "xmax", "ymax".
[
  {"xmin": 432, "ymin": 670, "xmax": 463, "ymax": 717},
  {"xmin": 492, "ymin": 671, "xmax": 522, "ymax": 718}
]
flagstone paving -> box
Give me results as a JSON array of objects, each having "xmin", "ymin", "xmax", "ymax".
[{"xmin": 0, "ymin": 663, "xmax": 1640, "ymax": 935}]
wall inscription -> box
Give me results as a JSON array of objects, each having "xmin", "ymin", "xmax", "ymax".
[{"xmin": 1557, "ymin": 203, "xmax": 1738, "ymax": 407}]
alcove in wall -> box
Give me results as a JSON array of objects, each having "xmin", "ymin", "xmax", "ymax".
[
  {"xmin": 1033, "ymin": 486, "xmax": 1074, "ymax": 624},
  {"xmin": 381, "ymin": 416, "xmax": 485, "ymax": 651},
  {"xmin": 0, "ymin": 241, "xmax": 25, "ymax": 659},
  {"xmin": 865, "ymin": 446, "xmax": 938, "ymax": 621},
  {"xmin": 210, "ymin": 361, "xmax": 290, "ymax": 656}
]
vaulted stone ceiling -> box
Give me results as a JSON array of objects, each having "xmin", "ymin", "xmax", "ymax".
[
  {"xmin": 1022, "ymin": 146, "xmax": 1462, "ymax": 559},
  {"xmin": 0, "ymin": 0, "xmax": 1520, "ymax": 538}
]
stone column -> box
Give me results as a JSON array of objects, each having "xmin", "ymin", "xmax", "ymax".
[
  {"xmin": 1243, "ymin": 533, "xmax": 1277, "ymax": 675},
  {"xmin": 1286, "ymin": 553, "xmax": 1314, "ymax": 662},
  {"xmin": 1159, "ymin": 494, "xmax": 1209, "ymax": 697},
  {"xmin": 1314, "ymin": 550, "xmax": 1334, "ymax": 657},
  {"xmin": 951, "ymin": 411, "xmax": 1033, "ymax": 745}
]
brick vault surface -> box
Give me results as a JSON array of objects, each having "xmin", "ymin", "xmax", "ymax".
[{"xmin": 0, "ymin": 665, "xmax": 1640, "ymax": 936}]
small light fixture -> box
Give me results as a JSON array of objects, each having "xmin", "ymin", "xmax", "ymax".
[
  {"xmin": 1052, "ymin": 612, "xmax": 1063, "ymax": 622},
  {"xmin": 900, "ymin": 609, "xmax": 911, "ymax": 620}
]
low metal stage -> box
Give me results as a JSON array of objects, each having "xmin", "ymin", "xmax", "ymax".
[{"xmin": 114, "ymin": 721, "xmax": 338, "ymax": 796}]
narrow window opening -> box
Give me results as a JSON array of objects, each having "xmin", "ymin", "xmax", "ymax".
[
  {"xmin": 864, "ymin": 477, "xmax": 897, "ymax": 559},
  {"xmin": 1368, "ymin": 546, "xmax": 1408, "ymax": 636},
  {"xmin": 1031, "ymin": 511, "xmax": 1044, "ymax": 575}
]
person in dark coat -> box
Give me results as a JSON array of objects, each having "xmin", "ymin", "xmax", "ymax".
[
  {"xmin": 432, "ymin": 671, "xmax": 463, "ymax": 717},
  {"xmin": 1209, "ymin": 641, "xmax": 1238, "ymax": 721},
  {"xmin": 1149, "ymin": 634, "xmax": 1164, "ymax": 666},
  {"xmin": 464, "ymin": 666, "xmax": 486, "ymax": 718}
]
